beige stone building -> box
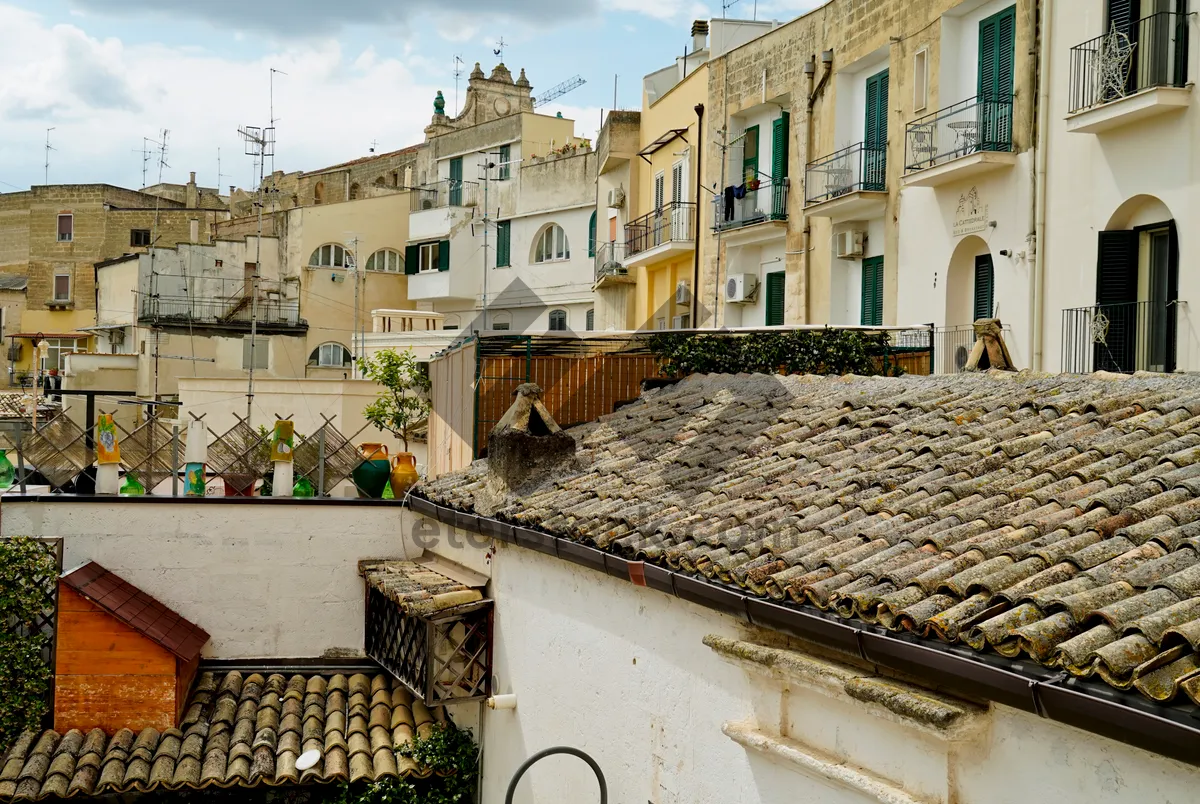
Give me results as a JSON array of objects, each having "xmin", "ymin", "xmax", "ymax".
[{"xmin": 0, "ymin": 175, "xmax": 230, "ymax": 381}]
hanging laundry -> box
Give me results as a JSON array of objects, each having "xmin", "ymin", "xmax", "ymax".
[{"xmin": 723, "ymin": 186, "xmax": 736, "ymax": 221}]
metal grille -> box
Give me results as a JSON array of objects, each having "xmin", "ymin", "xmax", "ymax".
[
  {"xmin": 365, "ymin": 588, "xmax": 492, "ymax": 706},
  {"xmin": 3, "ymin": 538, "xmax": 63, "ymax": 728}
]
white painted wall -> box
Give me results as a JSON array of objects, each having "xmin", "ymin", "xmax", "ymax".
[
  {"xmin": 834, "ymin": 48, "xmax": 891, "ymax": 151},
  {"xmin": 409, "ymin": 510, "xmax": 1200, "ymax": 803},
  {"xmin": 4, "ymin": 501, "xmax": 417, "ymax": 658}
]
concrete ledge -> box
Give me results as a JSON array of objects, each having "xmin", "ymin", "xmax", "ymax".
[
  {"xmin": 722, "ymin": 722, "xmax": 925, "ymax": 804},
  {"xmin": 1066, "ymin": 86, "xmax": 1191, "ymax": 134},
  {"xmin": 900, "ymin": 151, "xmax": 1018, "ymax": 189},
  {"xmin": 802, "ymin": 191, "xmax": 887, "ymax": 224}
]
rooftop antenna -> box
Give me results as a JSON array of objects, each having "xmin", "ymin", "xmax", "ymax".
[
  {"xmin": 43, "ymin": 128, "xmax": 55, "ymax": 186},
  {"xmin": 216, "ymin": 146, "xmax": 232, "ymax": 193},
  {"xmin": 269, "ymin": 68, "xmax": 287, "ymax": 176},
  {"xmin": 131, "ymin": 136, "xmax": 161, "ymax": 188},
  {"xmin": 237, "ymin": 123, "xmax": 275, "ymax": 426},
  {"xmin": 369, "ymin": 139, "xmax": 379, "ymax": 153},
  {"xmin": 493, "ymin": 37, "xmax": 507, "ymax": 62},
  {"xmin": 452, "ymin": 55, "xmax": 465, "ymax": 116}
]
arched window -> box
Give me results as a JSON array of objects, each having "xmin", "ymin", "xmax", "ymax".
[
  {"xmin": 585, "ymin": 308, "xmax": 595, "ymax": 331},
  {"xmin": 373, "ymin": 176, "xmax": 386, "ymax": 187},
  {"xmin": 548, "ymin": 309, "xmax": 568, "ymax": 331},
  {"xmin": 313, "ymin": 181, "xmax": 325, "ymax": 204},
  {"xmin": 309, "ymin": 243, "xmax": 354, "ymax": 268},
  {"xmin": 490, "ymin": 311, "xmax": 512, "ymax": 332},
  {"xmin": 533, "ymin": 224, "xmax": 570, "ymax": 263},
  {"xmin": 365, "ymin": 249, "xmax": 403, "ymax": 273},
  {"xmin": 588, "ymin": 212, "xmax": 597, "ymax": 258},
  {"xmin": 442, "ymin": 314, "xmax": 461, "ymax": 331},
  {"xmin": 349, "ymin": 183, "xmax": 361, "ymax": 200},
  {"xmin": 309, "ymin": 342, "xmax": 353, "ymax": 368}
]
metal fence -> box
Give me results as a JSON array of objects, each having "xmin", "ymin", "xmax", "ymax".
[
  {"xmin": 626, "ymin": 202, "xmax": 696, "ymax": 257},
  {"xmin": 594, "ymin": 241, "xmax": 629, "ymax": 283},
  {"xmin": 805, "ymin": 142, "xmax": 886, "ymax": 205},
  {"xmin": 712, "ymin": 178, "xmax": 788, "ymax": 231},
  {"xmin": 905, "ymin": 95, "xmax": 1014, "ymax": 173},
  {"xmin": 1068, "ymin": 12, "xmax": 1189, "ymax": 113},
  {"xmin": 927, "ymin": 324, "xmax": 1013, "ymax": 374},
  {"xmin": 409, "ymin": 179, "xmax": 480, "ymax": 211},
  {"xmin": 1061, "ymin": 300, "xmax": 1176, "ymax": 374},
  {"xmin": 139, "ymin": 279, "xmax": 302, "ymax": 328}
]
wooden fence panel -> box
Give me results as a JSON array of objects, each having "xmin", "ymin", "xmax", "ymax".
[{"xmin": 427, "ymin": 339, "xmax": 477, "ymax": 480}]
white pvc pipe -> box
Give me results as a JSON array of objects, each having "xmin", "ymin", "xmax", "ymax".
[
  {"xmin": 486, "ymin": 694, "xmax": 517, "ymax": 710},
  {"xmin": 96, "ymin": 464, "xmax": 120, "ymax": 495},
  {"xmin": 272, "ymin": 461, "xmax": 293, "ymax": 497}
]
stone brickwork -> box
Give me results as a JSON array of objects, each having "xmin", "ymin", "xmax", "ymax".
[{"xmin": 704, "ymin": 0, "xmax": 1036, "ymax": 326}]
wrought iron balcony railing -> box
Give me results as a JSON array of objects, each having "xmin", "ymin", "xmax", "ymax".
[
  {"xmin": 805, "ymin": 142, "xmax": 886, "ymax": 205},
  {"xmin": 409, "ymin": 179, "xmax": 480, "ymax": 212},
  {"xmin": 905, "ymin": 95, "xmax": 1014, "ymax": 173},
  {"xmin": 139, "ymin": 279, "xmax": 303, "ymax": 329},
  {"xmin": 711, "ymin": 177, "xmax": 788, "ymax": 232},
  {"xmin": 1068, "ymin": 11, "xmax": 1189, "ymax": 113},
  {"xmin": 625, "ymin": 201, "xmax": 696, "ymax": 257},
  {"xmin": 594, "ymin": 241, "xmax": 629, "ymax": 282},
  {"xmin": 1061, "ymin": 300, "xmax": 1177, "ymax": 374}
]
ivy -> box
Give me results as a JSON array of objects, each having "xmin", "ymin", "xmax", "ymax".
[
  {"xmin": 0, "ymin": 537, "xmax": 57, "ymax": 748},
  {"xmin": 329, "ymin": 723, "xmax": 478, "ymax": 804},
  {"xmin": 647, "ymin": 329, "xmax": 906, "ymax": 378}
]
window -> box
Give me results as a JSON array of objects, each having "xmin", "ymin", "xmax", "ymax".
[
  {"xmin": 57, "ymin": 214, "xmax": 73, "ymax": 243},
  {"xmin": 498, "ymin": 144, "xmax": 512, "ymax": 180},
  {"xmin": 860, "ymin": 256, "xmax": 884, "ymax": 326},
  {"xmin": 308, "ymin": 244, "xmax": 354, "ymax": 268},
  {"xmin": 131, "ymin": 229, "xmax": 151, "ymax": 247},
  {"xmin": 496, "ymin": 221, "xmax": 512, "ymax": 267},
  {"xmin": 534, "ymin": 225, "xmax": 570, "ymax": 263},
  {"xmin": 366, "ymin": 249, "xmax": 403, "ymax": 273},
  {"xmin": 448, "ymin": 157, "xmax": 463, "ymax": 206},
  {"xmin": 656, "ymin": 316, "xmax": 667, "ymax": 330},
  {"xmin": 586, "ymin": 308, "xmax": 595, "ymax": 331},
  {"xmin": 53, "ymin": 270, "xmax": 71, "ymax": 302},
  {"xmin": 864, "ymin": 69, "xmax": 889, "ymax": 191},
  {"xmin": 492, "ymin": 322, "xmax": 511, "ymax": 331},
  {"xmin": 742, "ymin": 126, "xmax": 759, "ymax": 184},
  {"xmin": 411, "ymin": 241, "xmax": 449, "ymax": 273},
  {"xmin": 765, "ymin": 271, "xmax": 786, "ymax": 326},
  {"xmin": 973, "ymin": 255, "xmax": 995, "ymax": 321},
  {"xmin": 588, "ymin": 212, "xmax": 597, "ymax": 258},
  {"xmin": 914, "ymin": 48, "xmax": 929, "ymax": 112},
  {"xmin": 548, "ymin": 309, "xmax": 568, "ymax": 331},
  {"xmin": 349, "ymin": 183, "xmax": 361, "ymax": 200},
  {"xmin": 309, "ymin": 342, "xmax": 353, "ymax": 368},
  {"xmin": 242, "ymin": 336, "xmax": 269, "ymax": 370},
  {"xmin": 314, "ymin": 182, "xmax": 325, "ymax": 204},
  {"xmin": 41, "ymin": 338, "xmax": 83, "ymax": 371},
  {"xmin": 978, "ymin": 6, "xmax": 1016, "ymax": 150},
  {"xmin": 654, "ymin": 172, "xmax": 665, "ymax": 211}
]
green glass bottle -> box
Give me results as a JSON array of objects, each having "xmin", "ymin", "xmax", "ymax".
[
  {"xmin": 0, "ymin": 449, "xmax": 14, "ymax": 490},
  {"xmin": 120, "ymin": 470, "xmax": 145, "ymax": 496},
  {"xmin": 292, "ymin": 476, "xmax": 315, "ymax": 498}
]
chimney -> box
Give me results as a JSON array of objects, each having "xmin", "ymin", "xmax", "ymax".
[
  {"xmin": 475, "ymin": 383, "xmax": 576, "ymax": 515},
  {"xmin": 965, "ymin": 319, "xmax": 1017, "ymax": 371},
  {"xmin": 229, "ymin": 186, "xmax": 236, "ymax": 196},
  {"xmin": 692, "ymin": 20, "xmax": 709, "ymax": 53},
  {"xmin": 186, "ymin": 171, "xmax": 198, "ymax": 209}
]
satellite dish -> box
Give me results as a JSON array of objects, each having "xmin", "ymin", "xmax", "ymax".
[{"xmin": 296, "ymin": 749, "xmax": 321, "ymax": 771}]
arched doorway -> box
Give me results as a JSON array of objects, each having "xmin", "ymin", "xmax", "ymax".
[
  {"xmin": 943, "ymin": 235, "xmax": 995, "ymax": 371},
  {"xmin": 1092, "ymin": 194, "xmax": 1177, "ymax": 373}
]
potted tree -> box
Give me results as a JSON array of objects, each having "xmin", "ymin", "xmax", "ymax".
[{"xmin": 357, "ymin": 349, "xmax": 431, "ymax": 498}]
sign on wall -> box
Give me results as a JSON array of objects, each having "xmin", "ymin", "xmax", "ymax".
[{"xmin": 953, "ymin": 187, "xmax": 989, "ymax": 237}]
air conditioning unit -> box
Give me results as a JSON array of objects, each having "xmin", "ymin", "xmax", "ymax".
[
  {"xmin": 835, "ymin": 230, "xmax": 865, "ymax": 259},
  {"xmin": 607, "ymin": 187, "xmax": 626, "ymax": 208},
  {"xmin": 672, "ymin": 314, "xmax": 691, "ymax": 329},
  {"xmin": 675, "ymin": 281, "xmax": 690, "ymax": 305},
  {"xmin": 725, "ymin": 273, "xmax": 758, "ymax": 304},
  {"xmin": 331, "ymin": 272, "xmax": 345, "ymax": 284}
]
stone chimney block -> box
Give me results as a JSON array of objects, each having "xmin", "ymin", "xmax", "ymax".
[
  {"xmin": 476, "ymin": 384, "xmax": 576, "ymax": 514},
  {"xmin": 692, "ymin": 20, "xmax": 709, "ymax": 53}
]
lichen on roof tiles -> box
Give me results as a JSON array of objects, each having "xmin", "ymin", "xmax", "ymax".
[{"xmin": 419, "ymin": 370, "xmax": 1200, "ymax": 712}]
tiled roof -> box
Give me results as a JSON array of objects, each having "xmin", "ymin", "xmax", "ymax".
[
  {"xmin": 421, "ymin": 371, "xmax": 1200, "ymax": 712},
  {"xmin": 61, "ymin": 563, "xmax": 209, "ymax": 663},
  {"xmin": 0, "ymin": 670, "xmax": 446, "ymax": 799},
  {"xmin": 360, "ymin": 559, "xmax": 485, "ymax": 616}
]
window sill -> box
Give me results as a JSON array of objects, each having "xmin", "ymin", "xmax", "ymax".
[
  {"xmin": 534, "ymin": 258, "xmax": 571, "ymax": 265},
  {"xmin": 47, "ymin": 301, "xmax": 74, "ymax": 309}
]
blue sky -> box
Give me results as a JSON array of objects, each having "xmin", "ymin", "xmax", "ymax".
[{"xmin": 0, "ymin": 0, "xmax": 817, "ymax": 194}]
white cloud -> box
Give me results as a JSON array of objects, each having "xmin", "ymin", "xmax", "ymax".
[
  {"xmin": 605, "ymin": 0, "xmax": 712, "ymax": 22},
  {"xmin": 0, "ymin": 5, "xmax": 440, "ymax": 191}
]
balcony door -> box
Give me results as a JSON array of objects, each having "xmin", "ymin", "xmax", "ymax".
[
  {"xmin": 863, "ymin": 69, "xmax": 888, "ymax": 191},
  {"xmin": 978, "ymin": 6, "xmax": 1016, "ymax": 152},
  {"xmin": 449, "ymin": 157, "xmax": 463, "ymax": 206},
  {"xmin": 1094, "ymin": 222, "xmax": 1177, "ymax": 372},
  {"xmin": 670, "ymin": 160, "xmax": 688, "ymax": 242},
  {"xmin": 1109, "ymin": 0, "xmax": 1186, "ymax": 94},
  {"xmin": 653, "ymin": 171, "xmax": 665, "ymax": 248}
]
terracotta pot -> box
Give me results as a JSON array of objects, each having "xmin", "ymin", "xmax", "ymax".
[
  {"xmin": 390, "ymin": 453, "xmax": 419, "ymax": 498},
  {"xmin": 359, "ymin": 442, "xmax": 389, "ymax": 461},
  {"xmin": 223, "ymin": 473, "xmax": 257, "ymax": 497}
]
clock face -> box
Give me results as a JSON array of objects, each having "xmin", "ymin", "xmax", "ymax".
[{"xmin": 494, "ymin": 97, "xmax": 511, "ymax": 116}]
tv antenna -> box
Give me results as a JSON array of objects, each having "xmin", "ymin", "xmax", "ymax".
[
  {"xmin": 533, "ymin": 75, "xmax": 586, "ymax": 108},
  {"xmin": 43, "ymin": 128, "xmax": 55, "ymax": 186},
  {"xmin": 132, "ymin": 136, "xmax": 163, "ymax": 188},
  {"xmin": 493, "ymin": 37, "xmax": 507, "ymax": 61},
  {"xmin": 269, "ymin": 68, "xmax": 287, "ymax": 175},
  {"xmin": 453, "ymin": 55, "xmax": 465, "ymax": 116},
  {"xmin": 216, "ymin": 147, "xmax": 232, "ymax": 192},
  {"xmin": 369, "ymin": 139, "xmax": 380, "ymax": 153},
  {"xmin": 237, "ymin": 124, "xmax": 275, "ymax": 425}
]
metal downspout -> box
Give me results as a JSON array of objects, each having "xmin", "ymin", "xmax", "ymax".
[{"xmin": 693, "ymin": 103, "xmax": 705, "ymax": 326}]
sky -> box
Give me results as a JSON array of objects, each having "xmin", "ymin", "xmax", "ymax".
[{"xmin": 0, "ymin": 0, "xmax": 820, "ymax": 194}]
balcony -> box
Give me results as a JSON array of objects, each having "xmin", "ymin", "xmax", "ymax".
[
  {"xmin": 804, "ymin": 142, "xmax": 887, "ymax": 223},
  {"xmin": 1067, "ymin": 12, "xmax": 1190, "ymax": 134},
  {"xmin": 623, "ymin": 201, "xmax": 696, "ymax": 268},
  {"xmin": 711, "ymin": 178, "xmax": 788, "ymax": 242},
  {"xmin": 593, "ymin": 242, "xmax": 633, "ymax": 289},
  {"xmin": 930, "ymin": 323, "xmax": 1013, "ymax": 374},
  {"xmin": 139, "ymin": 278, "xmax": 304, "ymax": 332},
  {"xmin": 1061, "ymin": 300, "xmax": 1177, "ymax": 374},
  {"xmin": 902, "ymin": 96, "xmax": 1017, "ymax": 188},
  {"xmin": 409, "ymin": 179, "xmax": 480, "ymax": 242}
]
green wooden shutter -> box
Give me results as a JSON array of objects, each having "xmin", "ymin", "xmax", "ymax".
[
  {"xmin": 861, "ymin": 256, "xmax": 884, "ymax": 326},
  {"xmin": 742, "ymin": 125, "xmax": 759, "ymax": 184},
  {"xmin": 771, "ymin": 113, "xmax": 790, "ymax": 218},
  {"xmin": 499, "ymin": 144, "xmax": 511, "ymax": 180},
  {"xmin": 437, "ymin": 240, "xmax": 450, "ymax": 272},
  {"xmin": 973, "ymin": 254, "xmax": 995, "ymax": 321},
  {"xmin": 449, "ymin": 157, "xmax": 463, "ymax": 205},
  {"xmin": 496, "ymin": 221, "xmax": 511, "ymax": 267},
  {"xmin": 588, "ymin": 212, "xmax": 597, "ymax": 258},
  {"xmin": 404, "ymin": 244, "xmax": 419, "ymax": 275},
  {"xmin": 765, "ymin": 271, "xmax": 786, "ymax": 326},
  {"xmin": 863, "ymin": 70, "xmax": 888, "ymax": 191},
  {"xmin": 1095, "ymin": 229, "xmax": 1139, "ymax": 372},
  {"xmin": 979, "ymin": 6, "xmax": 1016, "ymax": 101},
  {"xmin": 1106, "ymin": 0, "xmax": 1135, "ymax": 33}
]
